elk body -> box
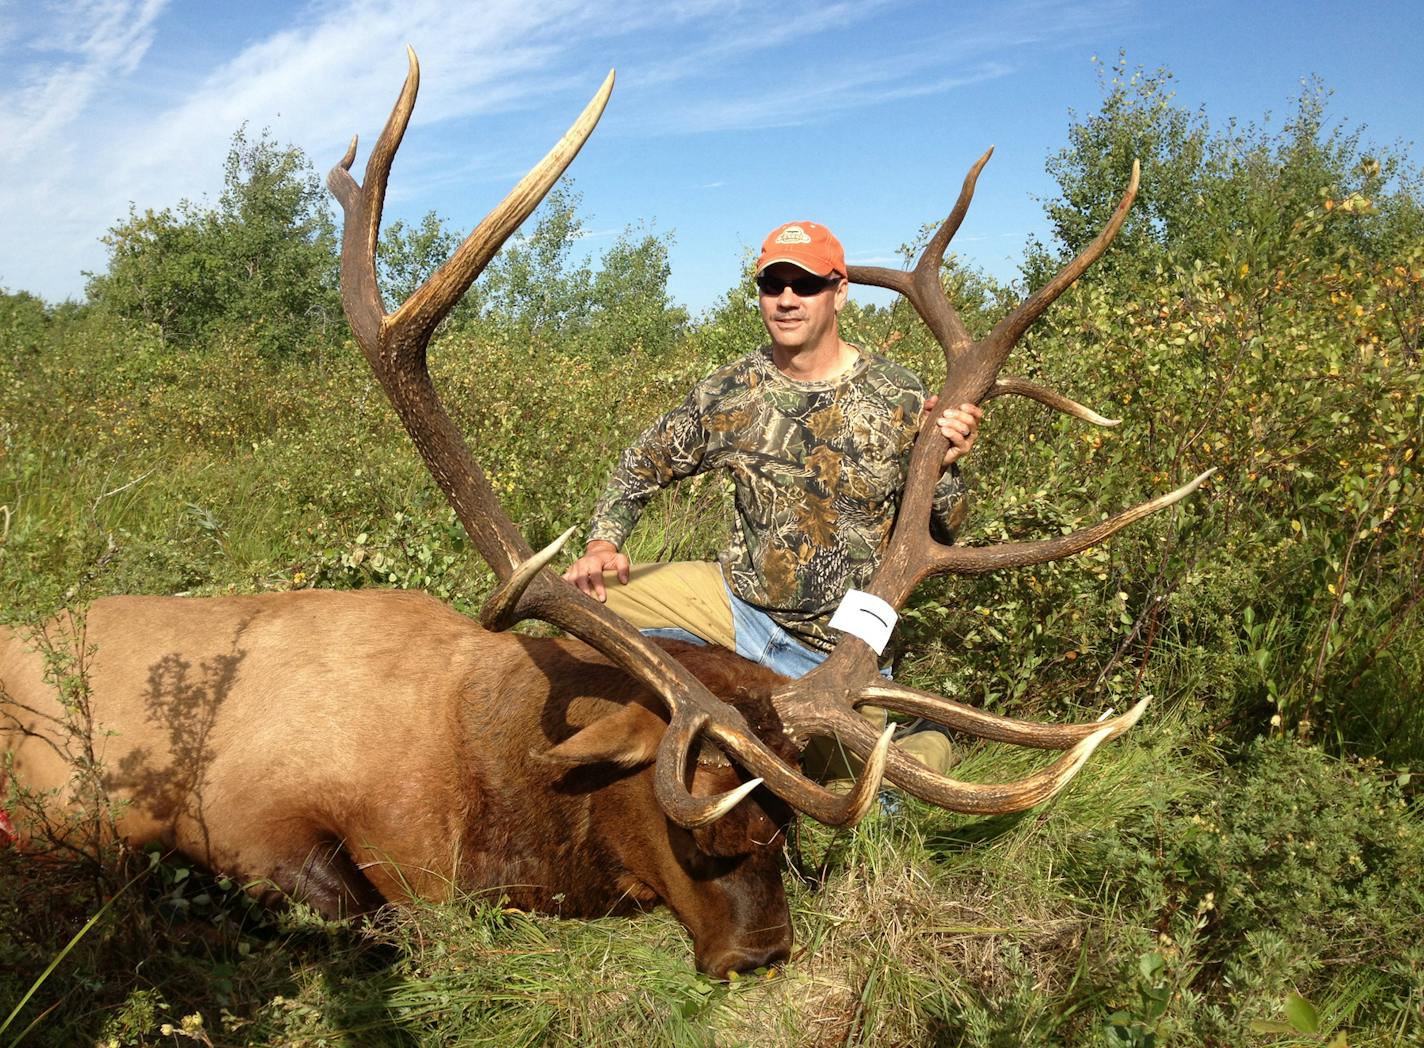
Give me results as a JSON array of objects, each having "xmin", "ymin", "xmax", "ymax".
[
  {"xmin": 2, "ymin": 50, "xmax": 1208, "ymax": 975},
  {"xmin": 0, "ymin": 590, "xmax": 796, "ymax": 977}
]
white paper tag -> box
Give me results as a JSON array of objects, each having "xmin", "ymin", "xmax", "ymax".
[{"xmin": 827, "ymin": 589, "xmax": 899, "ymax": 655}]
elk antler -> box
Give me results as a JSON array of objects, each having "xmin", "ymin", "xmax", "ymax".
[
  {"xmin": 330, "ymin": 49, "xmax": 897, "ymax": 829},
  {"xmin": 767, "ymin": 148, "xmax": 1213, "ymax": 811}
]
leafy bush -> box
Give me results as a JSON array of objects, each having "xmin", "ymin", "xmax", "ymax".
[
  {"xmin": 85, "ymin": 127, "xmax": 341, "ymax": 358},
  {"xmin": 1075, "ymin": 740, "xmax": 1423, "ymax": 1041}
]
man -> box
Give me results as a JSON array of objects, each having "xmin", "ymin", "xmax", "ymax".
[{"xmin": 563, "ymin": 221, "xmax": 981, "ymax": 774}]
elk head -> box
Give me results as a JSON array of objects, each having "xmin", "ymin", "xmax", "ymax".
[{"xmin": 328, "ymin": 51, "xmax": 1209, "ymax": 830}]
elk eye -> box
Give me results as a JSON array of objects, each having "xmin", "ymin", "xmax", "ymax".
[
  {"xmin": 691, "ymin": 823, "xmax": 722, "ymax": 854},
  {"xmin": 692, "ymin": 819, "xmax": 751, "ymax": 859}
]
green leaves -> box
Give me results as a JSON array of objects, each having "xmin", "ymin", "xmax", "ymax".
[
  {"xmin": 1103, "ymin": 951, "xmax": 1171, "ymax": 1046},
  {"xmin": 1249, "ymin": 990, "xmax": 1354, "ymax": 1046},
  {"xmin": 1282, "ymin": 991, "xmax": 1321, "ymax": 1033},
  {"xmin": 1034, "ymin": 54, "xmax": 1423, "ymax": 295},
  {"xmin": 86, "ymin": 126, "xmax": 340, "ymax": 359}
]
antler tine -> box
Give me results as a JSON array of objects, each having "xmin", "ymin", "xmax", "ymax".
[
  {"xmin": 710, "ymin": 720, "xmax": 894, "ymax": 827},
  {"xmin": 984, "ymin": 377, "xmax": 1121, "ymax": 427},
  {"xmin": 986, "ymin": 159, "xmax": 1140, "ymax": 358},
  {"xmin": 859, "ymin": 682, "xmax": 1150, "ymax": 748},
  {"xmin": 847, "ymin": 147, "xmax": 994, "ymax": 362},
  {"xmin": 813, "ymin": 707, "xmax": 1122, "ymax": 815},
  {"xmin": 361, "ymin": 47, "xmax": 421, "ymax": 282},
  {"xmin": 909, "ymin": 145, "xmax": 994, "ymax": 360},
  {"xmin": 844, "ymin": 264, "xmax": 912, "ymax": 297},
  {"xmin": 930, "ymin": 468, "xmax": 1215, "ymax": 575},
  {"xmin": 917, "ymin": 147, "xmax": 994, "ymax": 282},
  {"xmin": 480, "ymin": 525, "xmax": 578, "ymax": 631},
  {"xmin": 327, "ymin": 47, "xmax": 421, "ymax": 346},
  {"xmin": 656, "ymin": 711, "xmax": 894, "ymax": 828},
  {"xmin": 395, "ymin": 70, "xmax": 616, "ymax": 348}
]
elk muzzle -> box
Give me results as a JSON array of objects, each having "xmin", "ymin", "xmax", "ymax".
[{"xmin": 687, "ymin": 855, "xmax": 793, "ymax": 978}]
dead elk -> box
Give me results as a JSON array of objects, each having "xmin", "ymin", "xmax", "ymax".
[
  {"xmin": 0, "ymin": 591, "xmax": 797, "ymax": 978},
  {"xmin": 1, "ymin": 50, "xmax": 1207, "ymax": 975}
]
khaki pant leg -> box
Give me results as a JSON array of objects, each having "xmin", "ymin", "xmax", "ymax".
[
  {"xmin": 801, "ymin": 706, "xmax": 888, "ymax": 782},
  {"xmin": 600, "ymin": 561, "xmax": 735, "ymax": 651},
  {"xmin": 895, "ymin": 730, "xmax": 954, "ymax": 776},
  {"xmin": 804, "ymin": 709, "xmax": 956, "ymax": 780}
]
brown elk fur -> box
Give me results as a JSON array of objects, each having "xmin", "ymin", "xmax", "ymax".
[{"xmin": 0, "ymin": 589, "xmax": 797, "ymax": 977}]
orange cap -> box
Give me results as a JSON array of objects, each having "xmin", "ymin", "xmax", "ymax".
[{"xmin": 755, "ymin": 221, "xmax": 846, "ymax": 278}]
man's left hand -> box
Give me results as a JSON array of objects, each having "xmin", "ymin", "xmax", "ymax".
[{"xmin": 924, "ymin": 396, "xmax": 983, "ymax": 468}]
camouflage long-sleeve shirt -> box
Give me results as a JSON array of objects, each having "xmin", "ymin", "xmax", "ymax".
[{"xmin": 589, "ymin": 345, "xmax": 963, "ymax": 652}]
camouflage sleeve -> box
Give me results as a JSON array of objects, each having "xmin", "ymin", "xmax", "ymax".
[
  {"xmin": 587, "ymin": 390, "xmax": 709, "ymax": 550},
  {"xmin": 929, "ymin": 464, "xmax": 965, "ymax": 545}
]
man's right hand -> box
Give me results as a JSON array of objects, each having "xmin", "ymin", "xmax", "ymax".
[{"xmin": 562, "ymin": 540, "xmax": 630, "ymax": 602}]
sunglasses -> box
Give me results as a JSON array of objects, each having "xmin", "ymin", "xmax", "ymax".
[{"xmin": 755, "ymin": 273, "xmax": 841, "ymax": 297}]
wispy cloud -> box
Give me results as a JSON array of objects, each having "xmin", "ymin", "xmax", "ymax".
[
  {"xmin": 655, "ymin": 61, "xmax": 1015, "ymax": 134},
  {"xmin": 626, "ymin": 0, "xmax": 902, "ymax": 89},
  {"xmin": 0, "ymin": 0, "xmax": 167, "ymax": 157},
  {"xmin": 611, "ymin": 0, "xmax": 1132, "ymax": 134}
]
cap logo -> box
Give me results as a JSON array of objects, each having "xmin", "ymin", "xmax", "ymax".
[{"xmin": 774, "ymin": 225, "xmax": 813, "ymax": 245}]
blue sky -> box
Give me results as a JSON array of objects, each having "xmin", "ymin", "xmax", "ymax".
[{"xmin": 3, "ymin": 0, "xmax": 1421, "ymax": 314}]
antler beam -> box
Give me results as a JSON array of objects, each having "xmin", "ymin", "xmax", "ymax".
[
  {"xmin": 769, "ymin": 151, "xmax": 1203, "ymax": 809},
  {"xmin": 331, "ymin": 50, "xmax": 896, "ymax": 829}
]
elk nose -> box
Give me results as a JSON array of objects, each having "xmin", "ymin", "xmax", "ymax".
[{"xmin": 699, "ymin": 937, "xmax": 792, "ymax": 980}]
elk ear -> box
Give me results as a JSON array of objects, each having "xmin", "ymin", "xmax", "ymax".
[{"xmin": 539, "ymin": 703, "xmax": 666, "ymax": 769}]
